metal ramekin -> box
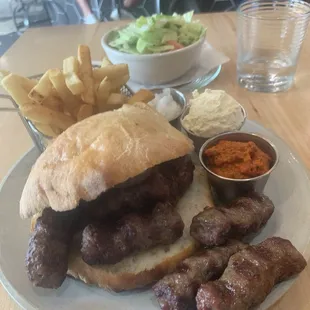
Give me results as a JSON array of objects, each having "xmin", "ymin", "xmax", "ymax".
[
  {"xmin": 199, "ymin": 132, "xmax": 279, "ymax": 203},
  {"xmin": 151, "ymin": 88, "xmax": 187, "ymax": 130},
  {"xmin": 180, "ymin": 104, "xmax": 247, "ymax": 153}
]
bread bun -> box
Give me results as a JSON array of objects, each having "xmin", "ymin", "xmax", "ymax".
[
  {"xmin": 20, "ymin": 103, "xmax": 193, "ymax": 219},
  {"xmin": 67, "ymin": 167, "xmax": 213, "ymax": 291},
  {"xmin": 30, "ymin": 167, "xmax": 212, "ymax": 291}
]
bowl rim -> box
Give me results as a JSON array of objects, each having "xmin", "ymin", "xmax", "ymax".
[
  {"xmin": 180, "ymin": 103, "xmax": 247, "ymax": 138},
  {"xmin": 198, "ymin": 131, "xmax": 280, "ymax": 182},
  {"xmin": 150, "ymin": 87, "xmax": 187, "ymax": 122},
  {"xmin": 101, "ymin": 26, "xmax": 206, "ymax": 59}
]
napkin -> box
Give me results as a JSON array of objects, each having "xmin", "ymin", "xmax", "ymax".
[{"xmin": 127, "ymin": 42, "xmax": 230, "ymax": 92}]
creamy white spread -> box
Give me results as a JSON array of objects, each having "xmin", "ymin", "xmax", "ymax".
[
  {"xmin": 182, "ymin": 89, "xmax": 244, "ymax": 138},
  {"xmin": 149, "ymin": 88, "xmax": 182, "ymax": 122}
]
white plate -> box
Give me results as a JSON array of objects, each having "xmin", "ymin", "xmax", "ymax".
[
  {"xmin": 92, "ymin": 60, "xmax": 223, "ymax": 93},
  {"xmin": 1, "ymin": 120, "xmax": 310, "ymax": 310}
]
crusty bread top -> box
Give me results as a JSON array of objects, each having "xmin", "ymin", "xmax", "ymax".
[{"xmin": 20, "ymin": 103, "xmax": 193, "ymax": 219}]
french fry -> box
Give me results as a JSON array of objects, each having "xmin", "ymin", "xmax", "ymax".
[
  {"xmin": 128, "ymin": 89, "xmax": 155, "ymax": 105},
  {"xmin": 71, "ymin": 105, "xmax": 82, "ymax": 119},
  {"xmin": 110, "ymin": 74, "xmax": 130, "ymax": 91},
  {"xmin": 63, "ymin": 56, "xmax": 85, "ymax": 95},
  {"xmin": 92, "ymin": 104, "xmax": 98, "ymax": 115},
  {"xmin": 50, "ymin": 87, "xmax": 59, "ymax": 96},
  {"xmin": 78, "ymin": 45, "xmax": 95, "ymax": 105},
  {"xmin": 49, "ymin": 69, "xmax": 80, "ymax": 116},
  {"xmin": 99, "ymin": 103, "xmax": 125, "ymax": 113},
  {"xmin": 101, "ymin": 57, "xmax": 112, "ymax": 67},
  {"xmin": 1, "ymin": 73, "xmax": 37, "ymax": 91},
  {"xmin": 63, "ymin": 56, "xmax": 78, "ymax": 73},
  {"xmin": 28, "ymin": 70, "xmax": 53, "ymax": 104},
  {"xmin": 1, "ymin": 74, "xmax": 34, "ymax": 107},
  {"xmin": 107, "ymin": 93, "xmax": 128, "ymax": 106},
  {"xmin": 33, "ymin": 122, "xmax": 59, "ymax": 137},
  {"xmin": 96, "ymin": 77, "xmax": 111, "ymax": 106},
  {"xmin": 93, "ymin": 64, "xmax": 129, "ymax": 81},
  {"xmin": 65, "ymin": 73, "xmax": 85, "ymax": 96},
  {"xmin": 77, "ymin": 104, "xmax": 93, "ymax": 121},
  {"xmin": 19, "ymin": 76, "xmax": 38, "ymax": 92},
  {"xmin": 94, "ymin": 81, "xmax": 100, "ymax": 92},
  {"xmin": 20, "ymin": 105, "xmax": 75, "ymax": 130},
  {"xmin": 42, "ymin": 95, "xmax": 63, "ymax": 112},
  {"xmin": 51, "ymin": 125, "xmax": 62, "ymax": 135},
  {"xmin": 0, "ymin": 70, "xmax": 10, "ymax": 82}
]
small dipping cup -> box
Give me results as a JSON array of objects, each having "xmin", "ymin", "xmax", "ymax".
[
  {"xmin": 180, "ymin": 104, "xmax": 247, "ymax": 153},
  {"xmin": 199, "ymin": 132, "xmax": 279, "ymax": 202},
  {"xmin": 151, "ymin": 88, "xmax": 187, "ymax": 130}
]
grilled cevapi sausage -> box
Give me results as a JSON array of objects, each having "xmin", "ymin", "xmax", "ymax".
[
  {"xmin": 26, "ymin": 208, "xmax": 77, "ymax": 289},
  {"xmin": 81, "ymin": 202, "xmax": 184, "ymax": 265},
  {"xmin": 190, "ymin": 193, "xmax": 274, "ymax": 247},
  {"xmin": 153, "ymin": 240, "xmax": 247, "ymax": 310},
  {"xmin": 78, "ymin": 155, "xmax": 194, "ymax": 225},
  {"xmin": 196, "ymin": 237, "xmax": 307, "ymax": 310}
]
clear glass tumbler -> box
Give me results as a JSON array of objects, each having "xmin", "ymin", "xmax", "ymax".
[{"xmin": 237, "ymin": 0, "xmax": 310, "ymax": 92}]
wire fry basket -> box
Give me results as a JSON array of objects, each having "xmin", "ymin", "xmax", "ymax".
[{"xmin": 0, "ymin": 69, "xmax": 133, "ymax": 153}]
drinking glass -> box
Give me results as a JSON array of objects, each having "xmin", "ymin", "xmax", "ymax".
[{"xmin": 237, "ymin": 0, "xmax": 310, "ymax": 92}]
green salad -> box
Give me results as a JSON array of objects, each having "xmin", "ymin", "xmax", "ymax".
[{"xmin": 108, "ymin": 11, "xmax": 206, "ymax": 54}]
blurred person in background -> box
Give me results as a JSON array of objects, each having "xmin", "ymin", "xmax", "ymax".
[
  {"xmin": 76, "ymin": 0, "xmax": 98, "ymax": 24},
  {"xmin": 77, "ymin": 0, "xmax": 240, "ymax": 25},
  {"xmin": 76, "ymin": 0, "xmax": 141, "ymax": 24}
]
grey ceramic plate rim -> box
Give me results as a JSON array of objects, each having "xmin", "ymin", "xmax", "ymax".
[{"xmin": 0, "ymin": 120, "xmax": 310, "ymax": 310}]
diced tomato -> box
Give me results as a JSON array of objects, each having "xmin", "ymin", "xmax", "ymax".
[{"xmin": 166, "ymin": 40, "xmax": 184, "ymax": 50}]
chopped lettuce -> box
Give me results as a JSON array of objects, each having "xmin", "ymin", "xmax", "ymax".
[
  {"xmin": 108, "ymin": 11, "xmax": 206, "ymax": 54},
  {"xmin": 183, "ymin": 11, "xmax": 194, "ymax": 23}
]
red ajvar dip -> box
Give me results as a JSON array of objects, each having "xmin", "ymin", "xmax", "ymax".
[{"xmin": 204, "ymin": 140, "xmax": 272, "ymax": 179}]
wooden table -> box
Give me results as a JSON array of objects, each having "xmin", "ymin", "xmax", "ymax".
[{"xmin": 1, "ymin": 12, "xmax": 310, "ymax": 310}]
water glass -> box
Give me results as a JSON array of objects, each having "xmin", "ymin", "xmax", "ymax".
[{"xmin": 237, "ymin": 0, "xmax": 310, "ymax": 92}]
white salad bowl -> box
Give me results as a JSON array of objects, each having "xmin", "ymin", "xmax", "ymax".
[{"xmin": 101, "ymin": 28, "xmax": 206, "ymax": 85}]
